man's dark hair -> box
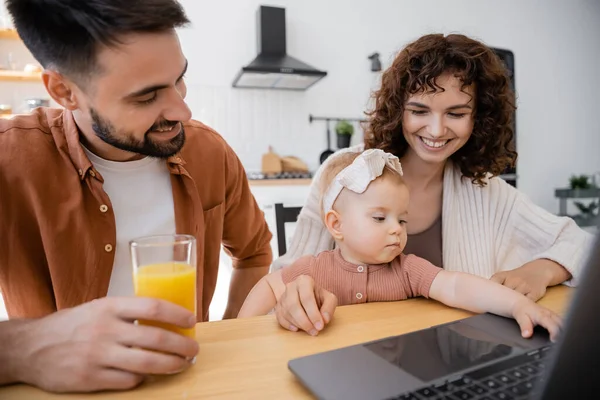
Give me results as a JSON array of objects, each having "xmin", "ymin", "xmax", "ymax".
[{"xmin": 6, "ymin": 0, "xmax": 189, "ymax": 79}]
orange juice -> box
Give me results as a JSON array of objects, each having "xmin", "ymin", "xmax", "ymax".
[{"xmin": 134, "ymin": 262, "xmax": 196, "ymax": 338}]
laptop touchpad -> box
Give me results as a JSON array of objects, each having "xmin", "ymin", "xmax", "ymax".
[{"xmin": 363, "ymin": 320, "xmax": 526, "ymax": 382}]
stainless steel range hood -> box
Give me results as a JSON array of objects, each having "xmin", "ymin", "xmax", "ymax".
[{"xmin": 232, "ymin": 6, "xmax": 327, "ymax": 91}]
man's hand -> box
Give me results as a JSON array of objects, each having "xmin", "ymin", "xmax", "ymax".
[
  {"xmin": 490, "ymin": 259, "xmax": 571, "ymax": 302},
  {"xmin": 12, "ymin": 297, "xmax": 199, "ymax": 393},
  {"xmin": 274, "ymin": 275, "xmax": 338, "ymax": 336},
  {"xmin": 512, "ymin": 298, "xmax": 562, "ymax": 342}
]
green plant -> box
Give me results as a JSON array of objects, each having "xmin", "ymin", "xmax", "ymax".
[
  {"xmin": 574, "ymin": 201, "xmax": 598, "ymax": 216},
  {"xmin": 569, "ymin": 175, "xmax": 592, "ymax": 189},
  {"xmin": 335, "ymin": 120, "xmax": 354, "ymax": 136}
]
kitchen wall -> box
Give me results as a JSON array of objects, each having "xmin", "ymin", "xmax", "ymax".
[
  {"xmin": 0, "ymin": 35, "xmax": 51, "ymax": 111},
  {"xmin": 177, "ymin": 0, "xmax": 600, "ymax": 213}
]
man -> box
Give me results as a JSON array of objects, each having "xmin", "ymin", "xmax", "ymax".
[{"xmin": 0, "ymin": 0, "xmax": 271, "ymax": 392}]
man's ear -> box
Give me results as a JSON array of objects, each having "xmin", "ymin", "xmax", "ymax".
[
  {"xmin": 42, "ymin": 70, "xmax": 80, "ymax": 110},
  {"xmin": 324, "ymin": 210, "xmax": 344, "ymax": 241}
]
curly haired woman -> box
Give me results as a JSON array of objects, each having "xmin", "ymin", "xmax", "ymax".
[{"xmin": 270, "ymin": 33, "xmax": 594, "ymax": 336}]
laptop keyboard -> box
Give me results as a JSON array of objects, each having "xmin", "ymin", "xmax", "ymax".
[{"xmin": 388, "ymin": 346, "xmax": 552, "ymax": 400}]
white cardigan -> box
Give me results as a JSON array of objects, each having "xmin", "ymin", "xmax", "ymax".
[{"xmin": 272, "ymin": 145, "xmax": 594, "ymax": 286}]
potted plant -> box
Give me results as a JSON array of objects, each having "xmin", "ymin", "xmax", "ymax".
[
  {"xmin": 569, "ymin": 174, "xmax": 593, "ymax": 190},
  {"xmin": 574, "ymin": 201, "xmax": 598, "ymax": 224},
  {"xmin": 568, "ymin": 174, "xmax": 599, "ymax": 227},
  {"xmin": 335, "ymin": 120, "xmax": 354, "ymax": 149}
]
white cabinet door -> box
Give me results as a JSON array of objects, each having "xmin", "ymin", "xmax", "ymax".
[{"xmin": 251, "ymin": 185, "xmax": 312, "ymax": 258}]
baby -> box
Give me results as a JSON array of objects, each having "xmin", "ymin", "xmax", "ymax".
[{"xmin": 239, "ymin": 149, "xmax": 561, "ymax": 340}]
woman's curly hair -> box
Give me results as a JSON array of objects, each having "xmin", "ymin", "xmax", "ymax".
[{"xmin": 364, "ymin": 33, "xmax": 517, "ymax": 186}]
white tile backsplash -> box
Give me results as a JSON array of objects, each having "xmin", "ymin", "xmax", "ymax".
[{"xmin": 184, "ymin": 84, "xmax": 365, "ymax": 174}]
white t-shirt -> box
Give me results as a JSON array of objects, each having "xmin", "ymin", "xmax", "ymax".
[{"xmin": 83, "ymin": 147, "xmax": 176, "ymax": 296}]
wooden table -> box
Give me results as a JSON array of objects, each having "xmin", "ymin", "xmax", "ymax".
[{"xmin": 1, "ymin": 286, "xmax": 573, "ymax": 399}]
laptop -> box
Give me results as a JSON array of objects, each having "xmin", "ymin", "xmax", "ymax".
[{"xmin": 289, "ymin": 229, "xmax": 599, "ymax": 400}]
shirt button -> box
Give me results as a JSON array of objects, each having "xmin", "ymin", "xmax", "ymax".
[
  {"xmin": 99, "ymin": 204, "xmax": 108, "ymax": 213},
  {"xmin": 357, "ymin": 266, "xmax": 364, "ymax": 273},
  {"xmin": 104, "ymin": 244, "xmax": 113, "ymax": 252},
  {"xmin": 356, "ymin": 293, "xmax": 363, "ymax": 300},
  {"xmin": 89, "ymin": 170, "xmax": 96, "ymax": 177}
]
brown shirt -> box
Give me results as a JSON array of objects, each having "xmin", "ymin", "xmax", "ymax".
[
  {"xmin": 404, "ymin": 216, "xmax": 443, "ymax": 268},
  {"xmin": 281, "ymin": 249, "xmax": 442, "ymax": 306},
  {"xmin": 0, "ymin": 108, "xmax": 272, "ymax": 320}
]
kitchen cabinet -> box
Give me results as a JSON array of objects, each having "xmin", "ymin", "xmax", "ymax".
[
  {"xmin": 0, "ymin": 28, "xmax": 19, "ymax": 40},
  {"xmin": 0, "ymin": 69, "xmax": 41, "ymax": 82},
  {"xmin": 0, "ymin": 28, "xmax": 47, "ymax": 115},
  {"xmin": 250, "ymin": 180, "xmax": 312, "ymax": 258}
]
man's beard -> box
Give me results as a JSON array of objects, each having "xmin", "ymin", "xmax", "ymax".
[{"xmin": 90, "ymin": 108, "xmax": 186, "ymax": 159}]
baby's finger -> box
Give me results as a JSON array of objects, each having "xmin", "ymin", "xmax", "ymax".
[
  {"xmin": 298, "ymin": 283, "xmax": 324, "ymax": 333},
  {"xmin": 534, "ymin": 311, "xmax": 562, "ymax": 342},
  {"xmin": 514, "ymin": 311, "xmax": 534, "ymax": 338},
  {"xmin": 553, "ymin": 313, "xmax": 563, "ymax": 330},
  {"xmin": 547, "ymin": 313, "xmax": 564, "ymax": 342},
  {"xmin": 318, "ymin": 290, "xmax": 338, "ymax": 325}
]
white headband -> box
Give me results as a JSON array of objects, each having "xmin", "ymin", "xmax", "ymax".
[{"xmin": 322, "ymin": 149, "xmax": 403, "ymax": 214}]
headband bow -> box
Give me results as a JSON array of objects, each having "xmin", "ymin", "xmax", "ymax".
[{"xmin": 322, "ymin": 149, "xmax": 403, "ymax": 214}]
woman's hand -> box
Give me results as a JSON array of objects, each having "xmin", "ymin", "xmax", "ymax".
[{"xmin": 490, "ymin": 259, "xmax": 571, "ymax": 301}]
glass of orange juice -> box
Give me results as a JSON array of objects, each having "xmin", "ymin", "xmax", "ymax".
[{"xmin": 130, "ymin": 234, "xmax": 197, "ymax": 338}]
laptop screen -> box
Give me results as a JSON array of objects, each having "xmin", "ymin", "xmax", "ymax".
[{"xmin": 364, "ymin": 323, "xmax": 524, "ymax": 382}]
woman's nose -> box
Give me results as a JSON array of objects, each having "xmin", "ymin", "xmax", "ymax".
[{"xmin": 426, "ymin": 115, "xmax": 445, "ymax": 138}]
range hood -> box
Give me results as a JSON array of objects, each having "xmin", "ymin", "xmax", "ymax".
[{"xmin": 232, "ymin": 6, "xmax": 327, "ymax": 91}]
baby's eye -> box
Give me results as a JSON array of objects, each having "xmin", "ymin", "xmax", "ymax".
[
  {"xmin": 372, "ymin": 216, "xmax": 385, "ymax": 222},
  {"xmin": 399, "ymin": 219, "xmax": 408, "ymax": 225}
]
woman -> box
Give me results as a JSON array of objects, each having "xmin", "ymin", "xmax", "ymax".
[{"xmin": 271, "ymin": 33, "xmax": 593, "ymax": 335}]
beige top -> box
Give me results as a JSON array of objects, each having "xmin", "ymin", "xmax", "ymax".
[
  {"xmin": 404, "ymin": 216, "xmax": 443, "ymax": 268},
  {"xmin": 281, "ymin": 248, "xmax": 442, "ymax": 306}
]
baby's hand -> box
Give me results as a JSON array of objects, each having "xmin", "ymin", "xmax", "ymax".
[{"xmin": 512, "ymin": 298, "xmax": 562, "ymax": 342}]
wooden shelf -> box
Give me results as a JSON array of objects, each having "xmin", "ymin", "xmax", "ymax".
[
  {"xmin": 0, "ymin": 29, "xmax": 20, "ymax": 40},
  {"xmin": 0, "ymin": 70, "xmax": 42, "ymax": 82}
]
